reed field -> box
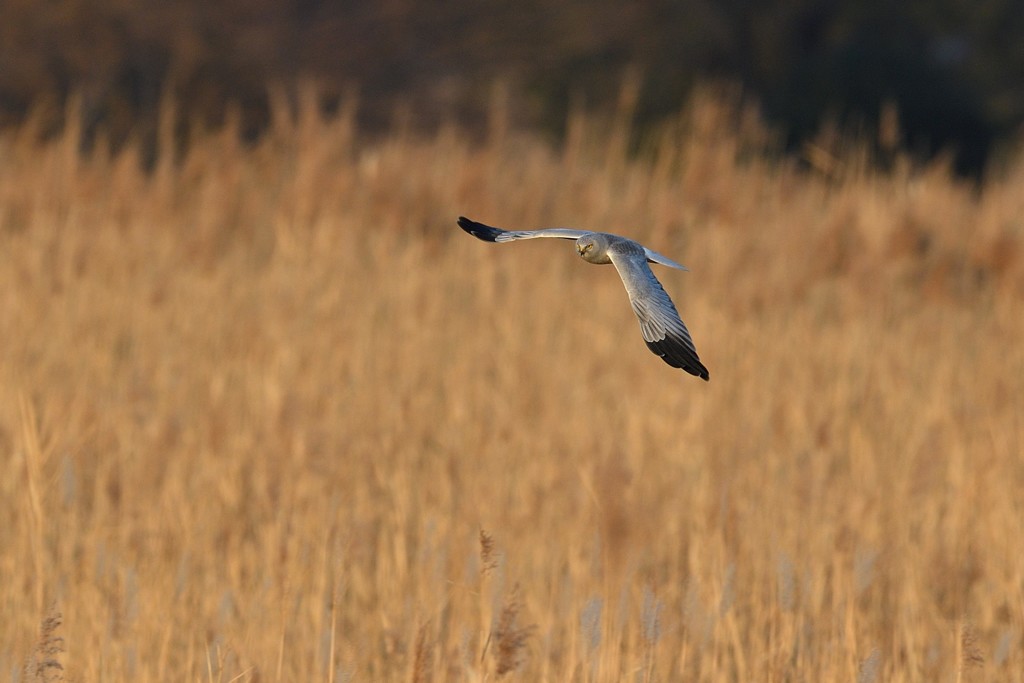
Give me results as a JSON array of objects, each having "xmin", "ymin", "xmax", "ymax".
[{"xmin": 1, "ymin": 88, "xmax": 1023, "ymax": 681}]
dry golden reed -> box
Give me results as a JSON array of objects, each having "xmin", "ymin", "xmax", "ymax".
[
  {"xmin": 490, "ymin": 584, "xmax": 532, "ymax": 677},
  {"xmin": 0, "ymin": 86, "xmax": 1022, "ymax": 681},
  {"xmin": 410, "ymin": 621, "xmax": 433, "ymax": 683},
  {"xmin": 479, "ymin": 529, "xmax": 499, "ymax": 576},
  {"xmin": 24, "ymin": 606, "xmax": 65, "ymax": 683}
]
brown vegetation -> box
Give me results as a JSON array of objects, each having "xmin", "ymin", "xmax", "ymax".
[
  {"xmin": 0, "ymin": 89, "xmax": 1022, "ymax": 681},
  {"xmin": 4, "ymin": 0, "xmax": 1024, "ymax": 175}
]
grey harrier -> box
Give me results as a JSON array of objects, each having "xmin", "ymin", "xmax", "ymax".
[{"xmin": 458, "ymin": 217, "xmax": 709, "ymax": 380}]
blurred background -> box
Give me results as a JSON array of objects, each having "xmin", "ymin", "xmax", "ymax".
[
  {"xmin": 3, "ymin": 0, "xmax": 1023, "ymax": 175},
  {"xmin": 3, "ymin": 2, "xmax": 1024, "ymax": 680}
]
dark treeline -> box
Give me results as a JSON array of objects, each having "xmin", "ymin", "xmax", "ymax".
[{"xmin": 2, "ymin": 0, "xmax": 1022, "ymax": 174}]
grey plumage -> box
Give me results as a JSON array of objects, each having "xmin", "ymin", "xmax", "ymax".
[{"xmin": 457, "ymin": 216, "xmax": 709, "ymax": 380}]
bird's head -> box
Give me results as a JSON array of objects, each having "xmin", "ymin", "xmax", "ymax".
[{"xmin": 575, "ymin": 235, "xmax": 609, "ymax": 264}]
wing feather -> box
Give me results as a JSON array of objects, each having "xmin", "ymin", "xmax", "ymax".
[
  {"xmin": 458, "ymin": 217, "xmax": 586, "ymax": 243},
  {"xmin": 608, "ymin": 244, "xmax": 709, "ymax": 380}
]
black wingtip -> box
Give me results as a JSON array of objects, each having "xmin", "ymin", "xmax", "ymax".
[
  {"xmin": 645, "ymin": 338, "xmax": 709, "ymax": 381},
  {"xmin": 457, "ymin": 216, "xmax": 505, "ymax": 242},
  {"xmin": 688, "ymin": 361, "xmax": 710, "ymax": 381}
]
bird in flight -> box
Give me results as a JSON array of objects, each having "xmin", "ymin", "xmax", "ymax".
[{"xmin": 458, "ymin": 217, "xmax": 709, "ymax": 380}]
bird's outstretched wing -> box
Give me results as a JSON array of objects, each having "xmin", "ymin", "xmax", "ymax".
[
  {"xmin": 459, "ymin": 216, "xmax": 688, "ymax": 269},
  {"xmin": 458, "ymin": 217, "xmax": 587, "ymax": 242},
  {"xmin": 608, "ymin": 243, "xmax": 709, "ymax": 380}
]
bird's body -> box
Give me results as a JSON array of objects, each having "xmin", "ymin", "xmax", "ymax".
[{"xmin": 457, "ymin": 217, "xmax": 709, "ymax": 381}]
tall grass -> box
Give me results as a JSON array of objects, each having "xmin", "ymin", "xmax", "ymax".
[{"xmin": 1, "ymin": 86, "xmax": 1022, "ymax": 681}]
